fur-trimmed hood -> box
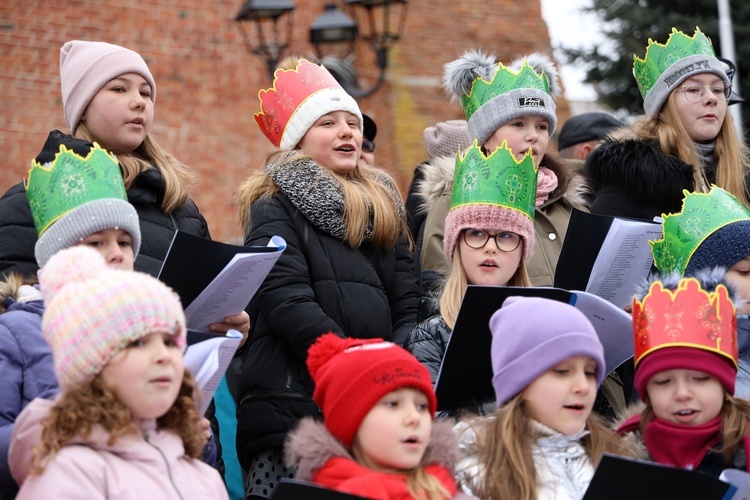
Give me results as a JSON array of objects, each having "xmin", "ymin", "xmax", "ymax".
[
  {"xmin": 413, "ymin": 153, "xmax": 585, "ymax": 216},
  {"xmin": 285, "ymin": 417, "xmax": 463, "ymax": 481},
  {"xmin": 584, "ymin": 138, "xmax": 695, "ymax": 219}
]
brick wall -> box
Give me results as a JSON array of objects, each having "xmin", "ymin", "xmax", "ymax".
[{"xmin": 0, "ymin": 0, "xmax": 565, "ymax": 243}]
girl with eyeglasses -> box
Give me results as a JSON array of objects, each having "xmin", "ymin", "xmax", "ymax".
[
  {"xmin": 585, "ymin": 27, "xmax": 750, "ymax": 221},
  {"xmin": 403, "ymin": 140, "xmax": 535, "ymax": 386}
]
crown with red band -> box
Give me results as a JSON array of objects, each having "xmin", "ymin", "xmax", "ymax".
[
  {"xmin": 254, "ymin": 58, "xmax": 362, "ymax": 150},
  {"xmin": 632, "ymin": 277, "xmax": 737, "ymax": 368}
]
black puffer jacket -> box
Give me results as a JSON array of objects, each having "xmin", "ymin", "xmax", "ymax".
[
  {"xmin": 584, "ymin": 139, "xmax": 695, "ymax": 220},
  {"xmin": 0, "ymin": 132, "xmax": 209, "ymax": 278},
  {"xmin": 235, "ymin": 158, "xmax": 421, "ymax": 468},
  {"xmin": 403, "ymin": 314, "xmax": 451, "ymax": 384}
]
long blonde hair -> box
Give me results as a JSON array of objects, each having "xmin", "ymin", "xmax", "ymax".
[
  {"xmin": 439, "ymin": 242, "xmax": 530, "ymax": 330},
  {"xmin": 31, "ymin": 369, "xmax": 206, "ymax": 475},
  {"xmin": 75, "ymin": 122, "xmax": 196, "ymax": 213},
  {"xmin": 0, "ymin": 273, "xmax": 37, "ymax": 314},
  {"xmin": 470, "ymin": 394, "xmax": 631, "ymax": 500},
  {"xmin": 632, "ymin": 92, "xmax": 750, "ymax": 208},
  {"xmin": 238, "ymin": 150, "xmax": 408, "ymax": 250},
  {"xmin": 640, "ymin": 391, "xmax": 750, "ymax": 465}
]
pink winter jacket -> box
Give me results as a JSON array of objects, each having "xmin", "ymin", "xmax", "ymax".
[{"xmin": 9, "ymin": 398, "xmax": 228, "ymax": 499}]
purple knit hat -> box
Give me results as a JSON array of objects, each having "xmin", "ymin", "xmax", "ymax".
[
  {"xmin": 60, "ymin": 40, "xmax": 156, "ymax": 132},
  {"xmin": 490, "ymin": 296, "xmax": 605, "ymax": 407}
]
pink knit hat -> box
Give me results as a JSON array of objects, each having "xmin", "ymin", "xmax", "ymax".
[
  {"xmin": 423, "ymin": 120, "xmax": 471, "ymax": 160},
  {"xmin": 60, "ymin": 40, "xmax": 156, "ymax": 132},
  {"xmin": 39, "ymin": 246, "xmax": 185, "ymax": 390}
]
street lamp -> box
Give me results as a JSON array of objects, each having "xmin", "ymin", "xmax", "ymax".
[
  {"xmin": 234, "ymin": 0, "xmax": 296, "ymax": 81},
  {"xmin": 313, "ymin": 0, "xmax": 408, "ymax": 98}
]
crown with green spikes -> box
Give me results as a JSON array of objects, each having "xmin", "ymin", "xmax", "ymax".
[
  {"xmin": 650, "ymin": 187, "xmax": 750, "ymax": 275},
  {"xmin": 462, "ymin": 61, "xmax": 551, "ymax": 121},
  {"xmin": 450, "ymin": 140, "xmax": 538, "ymax": 220},
  {"xmin": 633, "ymin": 27, "xmax": 717, "ymax": 101},
  {"xmin": 25, "ymin": 143, "xmax": 127, "ymax": 236}
]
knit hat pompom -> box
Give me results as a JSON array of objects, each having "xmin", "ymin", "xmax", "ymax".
[
  {"xmin": 38, "ymin": 245, "xmax": 104, "ymax": 303},
  {"xmin": 40, "ymin": 246, "xmax": 187, "ymax": 390},
  {"xmin": 306, "ymin": 332, "xmax": 371, "ymax": 379},
  {"xmin": 307, "ymin": 333, "xmax": 437, "ymax": 446},
  {"xmin": 443, "ymin": 50, "xmax": 497, "ymax": 105},
  {"xmin": 509, "ymin": 52, "xmax": 561, "ymax": 98}
]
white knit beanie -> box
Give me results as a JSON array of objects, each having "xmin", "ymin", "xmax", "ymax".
[{"xmin": 60, "ymin": 40, "xmax": 156, "ymax": 132}]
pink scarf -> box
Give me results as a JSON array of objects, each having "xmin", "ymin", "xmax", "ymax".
[{"xmin": 535, "ymin": 166, "xmax": 558, "ymax": 208}]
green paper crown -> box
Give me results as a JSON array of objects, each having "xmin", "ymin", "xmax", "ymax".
[
  {"xmin": 634, "ymin": 27, "xmax": 716, "ymax": 99},
  {"xmin": 650, "ymin": 186, "xmax": 750, "ymax": 275},
  {"xmin": 462, "ymin": 61, "xmax": 550, "ymax": 121},
  {"xmin": 450, "ymin": 140, "xmax": 538, "ymax": 221},
  {"xmin": 26, "ymin": 143, "xmax": 127, "ymax": 236}
]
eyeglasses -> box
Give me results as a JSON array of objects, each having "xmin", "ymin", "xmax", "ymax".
[
  {"xmin": 462, "ymin": 228, "xmax": 522, "ymax": 252},
  {"xmin": 679, "ymin": 83, "xmax": 732, "ymax": 103},
  {"xmin": 362, "ymin": 140, "xmax": 376, "ymax": 153}
]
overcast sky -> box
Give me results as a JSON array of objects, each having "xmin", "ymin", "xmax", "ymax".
[{"xmin": 540, "ymin": 0, "xmax": 604, "ymax": 101}]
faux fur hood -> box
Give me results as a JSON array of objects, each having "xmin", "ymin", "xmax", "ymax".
[
  {"xmin": 612, "ymin": 402, "xmax": 651, "ymax": 461},
  {"xmin": 285, "ymin": 417, "xmax": 463, "ymax": 481},
  {"xmin": 584, "ymin": 139, "xmax": 695, "ymax": 208},
  {"xmin": 632, "ymin": 268, "xmax": 736, "ymax": 304},
  {"xmin": 413, "ymin": 152, "xmax": 586, "ymax": 216}
]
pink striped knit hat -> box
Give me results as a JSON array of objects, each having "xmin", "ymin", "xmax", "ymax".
[{"xmin": 39, "ymin": 246, "xmax": 186, "ymax": 390}]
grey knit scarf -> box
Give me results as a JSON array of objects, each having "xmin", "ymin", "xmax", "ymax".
[{"xmin": 267, "ymin": 152, "xmax": 404, "ymax": 244}]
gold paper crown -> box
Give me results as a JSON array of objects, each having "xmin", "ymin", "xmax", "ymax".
[{"xmin": 632, "ymin": 278, "xmax": 737, "ymax": 368}]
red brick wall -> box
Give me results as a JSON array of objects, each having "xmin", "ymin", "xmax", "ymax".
[{"xmin": 0, "ymin": 0, "xmax": 565, "ymax": 243}]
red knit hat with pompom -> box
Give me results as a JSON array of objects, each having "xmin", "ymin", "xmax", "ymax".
[{"xmin": 307, "ymin": 333, "xmax": 437, "ymax": 447}]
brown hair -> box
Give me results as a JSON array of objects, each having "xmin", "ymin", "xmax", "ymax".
[
  {"xmin": 469, "ymin": 395, "xmax": 632, "ymax": 500},
  {"xmin": 31, "ymin": 369, "xmax": 206, "ymax": 475},
  {"xmin": 439, "ymin": 242, "xmax": 530, "ymax": 330},
  {"xmin": 238, "ymin": 150, "xmax": 409, "ymax": 250},
  {"xmin": 632, "ymin": 92, "xmax": 750, "ymax": 208},
  {"xmin": 640, "ymin": 391, "xmax": 750, "ymax": 465},
  {"xmin": 0, "ymin": 273, "xmax": 38, "ymax": 314},
  {"xmin": 75, "ymin": 122, "xmax": 197, "ymax": 213}
]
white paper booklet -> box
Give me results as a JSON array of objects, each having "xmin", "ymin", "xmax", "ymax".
[{"xmin": 183, "ymin": 329, "xmax": 243, "ymax": 415}]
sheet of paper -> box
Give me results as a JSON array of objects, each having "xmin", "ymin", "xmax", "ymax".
[
  {"xmin": 183, "ymin": 236, "xmax": 285, "ymax": 332},
  {"xmin": 720, "ymin": 469, "xmax": 750, "ymax": 499},
  {"xmin": 183, "ymin": 329, "xmax": 243, "ymax": 415},
  {"xmin": 585, "ymin": 218, "xmax": 663, "ymax": 308},
  {"xmin": 570, "ymin": 290, "xmax": 634, "ymax": 373}
]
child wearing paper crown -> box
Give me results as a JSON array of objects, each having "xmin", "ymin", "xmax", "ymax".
[
  {"xmin": 454, "ymin": 296, "xmax": 632, "ymax": 499},
  {"xmin": 0, "ymin": 139, "xmax": 143, "ymax": 497},
  {"xmin": 417, "ymin": 50, "xmax": 587, "ymax": 287},
  {"xmin": 236, "ymin": 56, "xmax": 420, "ymax": 498},
  {"xmin": 404, "ymin": 142, "xmax": 536, "ymax": 383},
  {"xmin": 616, "ymin": 275, "xmax": 750, "ymax": 477},
  {"xmin": 585, "ymin": 27, "xmax": 750, "ymax": 220},
  {"xmin": 650, "ymin": 186, "xmax": 750, "ymax": 399},
  {"xmin": 284, "ymin": 333, "xmax": 476, "ymax": 500},
  {"xmin": 8, "ymin": 246, "xmax": 228, "ymax": 499}
]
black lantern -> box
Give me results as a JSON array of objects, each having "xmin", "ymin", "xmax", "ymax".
[{"xmin": 234, "ymin": 0, "xmax": 296, "ymax": 80}]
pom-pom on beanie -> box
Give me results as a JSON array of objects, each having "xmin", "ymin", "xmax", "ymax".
[
  {"xmin": 307, "ymin": 333, "xmax": 437, "ymax": 447},
  {"xmin": 39, "ymin": 246, "xmax": 185, "ymax": 390},
  {"xmin": 60, "ymin": 40, "xmax": 156, "ymax": 132},
  {"xmin": 490, "ymin": 296, "xmax": 605, "ymax": 407}
]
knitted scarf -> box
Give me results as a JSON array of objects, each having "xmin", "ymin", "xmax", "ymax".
[{"xmin": 267, "ymin": 152, "xmax": 404, "ymax": 245}]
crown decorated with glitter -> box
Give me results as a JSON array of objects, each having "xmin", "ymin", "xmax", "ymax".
[
  {"xmin": 633, "ymin": 27, "xmax": 717, "ymax": 100},
  {"xmin": 254, "ymin": 58, "xmax": 357, "ymax": 149},
  {"xmin": 25, "ymin": 143, "xmax": 126, "ymax": 236},
  {"xmin": 462, "ymin": 61, "xmax": 551, "ymax": 121},
  {"xmin": 632, "ymin": 277, "xmax": 737, "ymax": 368},
  {"xmin": 650, "ymin": 187, "xmax": 750, "ymax": 275},
  {"xmin": 450, "ymin": 140, "xmax": 538, "ymax": 221}
]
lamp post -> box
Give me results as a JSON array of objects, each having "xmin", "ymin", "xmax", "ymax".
[
  {"xmin": 234, "ymin": 0, "xmax": 296, "ymax": 81},
  {"xmin": 312, "ymin": 0, "xmax": 408, "ymax": 99}
]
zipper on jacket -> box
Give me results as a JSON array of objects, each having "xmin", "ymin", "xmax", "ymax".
[{"xmin": 144, "ymin": 429, "xmax": 185, "ymax": 500}]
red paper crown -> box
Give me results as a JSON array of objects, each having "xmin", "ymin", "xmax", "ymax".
[
  {"xmin": 255, "ymin": 59, "xmax": 347, "ymax": 148},
  {"xmin": 632, "ymin": 278, "xmax": 737, "ymax": 368}
]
